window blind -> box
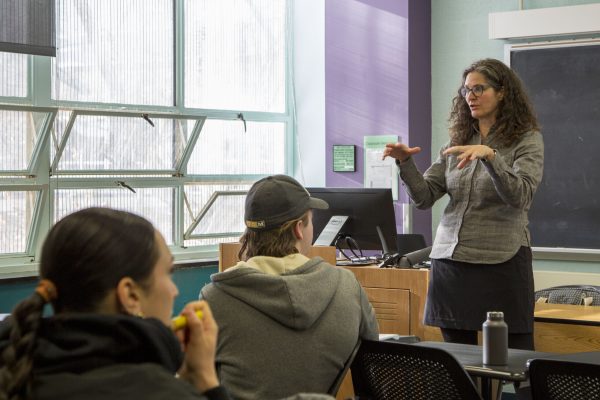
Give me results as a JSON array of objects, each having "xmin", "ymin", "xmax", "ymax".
[{"xmin": 0, "ymin": 0, "xmax": 56, "ymax": 56}]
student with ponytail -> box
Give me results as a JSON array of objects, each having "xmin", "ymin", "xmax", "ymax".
[{"xmin": 0, "ymin": 208, "xmax": 228, "ymax": 400}]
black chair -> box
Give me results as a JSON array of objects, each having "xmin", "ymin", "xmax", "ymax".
[
  {"xmin": 396, "ymin": 233, "xmax": 427, "ymax": 256},
  {"xmin": 351, "ymin": 340, "xmax": 481, "ymax": 400},
  {"xmin": 529, "ymin": 358, "xmax": 600, "ymax": 400},
  {"xmin": 328, "ymin": 340, "xmax": 361, "ymax": 396}
]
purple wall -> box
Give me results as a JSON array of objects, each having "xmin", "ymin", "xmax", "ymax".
[
  {"xmin": 407, "ymin": 0, "xmax": 432, "ymax": 243},
  {"xmin": 325, "ymin": 0, "xmax": 432, "ymax": 244}
]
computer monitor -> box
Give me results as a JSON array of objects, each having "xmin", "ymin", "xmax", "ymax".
[
  {"xmin": 396, "ymin": 233, "xmax": 427, "ymax": 256},
  {"xmin": 306, "ymin": 187, "xmax": 398, "ymax": 253}
]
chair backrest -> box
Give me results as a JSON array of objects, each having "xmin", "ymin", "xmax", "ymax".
[
  {"xmin": 529, "ymin": 358, "xmax": 600, "ymax": 400},
  {"xmin": 351, "ymin": 340, "xmax": 481, "ymax": 400},
  {"xmin": 219, "ymin": 242, "xmax": 337, "ymax": 271},
  {"xmin": 396, "ymin": 233, "xmax": 427, "ymax": 256},
  {"xmin": 328, "ymin": 340, "xmax": 361, "ymax": 396}
]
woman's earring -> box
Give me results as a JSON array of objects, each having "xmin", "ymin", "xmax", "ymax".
[{"xmin": 135, "ymin": 311, "xmax": 145, "ymax": 318}]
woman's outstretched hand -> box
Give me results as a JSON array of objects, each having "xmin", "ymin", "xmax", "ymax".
[{"xmin": 383, "ymin": 143, "xmax": 421, "ymax": 162}]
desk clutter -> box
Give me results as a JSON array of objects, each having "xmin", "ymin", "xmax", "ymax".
[
  {"xmin": 378, "ymin": 246, "xmax": 432, "ymax": 268},
  {"xmin": 335, "ymin": 250, "xmax": 432, "ymax": 268},
  {"xmin": 333, "ymin": 233, "xmax": 432, "ymax": 269},
  {"xmin": 335, "ymin": 256, "xmax": 380, "ymax": 266}
]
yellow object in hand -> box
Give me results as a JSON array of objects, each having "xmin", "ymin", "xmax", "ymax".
[{"xmin": 171, "ymin": 310, "xmax": 204, "ymax": 331}]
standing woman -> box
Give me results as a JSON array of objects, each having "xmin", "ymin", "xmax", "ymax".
[
  {"xmin": 0, "ymin": 208, "xmax": 228, "ymax": 400},
  {"xmin": 384, "ymin": 58, "xmax": 543, "ymax": 349}
]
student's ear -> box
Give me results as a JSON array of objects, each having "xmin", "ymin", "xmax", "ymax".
[
  {"xmin": 116, "ymin": 277, "xmax": 144, "ymax": 316},
  {"xmin": 293, "ymin": 219, "xmax": 304, "ymax": 240}
]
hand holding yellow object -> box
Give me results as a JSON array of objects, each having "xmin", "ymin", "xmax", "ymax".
[{"xmin": 171, "ymin": 310, "xmax": 204, "ymax": 331}]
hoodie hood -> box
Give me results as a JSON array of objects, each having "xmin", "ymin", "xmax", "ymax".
[
  {"xmin": 208, "ymin": 257, "xmax": 340, "ymax": 330},
  {"xmin": 0, "ymin": 313, "xmax": 183, "ymax": 375}
]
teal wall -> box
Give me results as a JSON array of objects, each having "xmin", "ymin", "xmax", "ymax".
[
  {"xmin": 172, "ymin": 266, "xmax": 218, "ymax": 313},
  {"xmin": 0, "ymin": 266, "xmax": 218, "ymax": 314},
  {"xmin": 431, "ymin": 0, "xmax": 600, "ymax": 273},
  {"xmin": 0, "ymin": 280, "xmax": 37, "ymax": 314}
]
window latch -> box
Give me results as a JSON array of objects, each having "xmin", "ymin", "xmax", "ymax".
[
  {"xmin": 142, "ymin": 113, "xmax": 155, "ymax": 127},
  {"xmin": 116, "ymin": 181, "xmax": 136, "ymax": 194},
  {"xmin": 237, "ymin": 113, "xmax": 247, "ymax": 132}
]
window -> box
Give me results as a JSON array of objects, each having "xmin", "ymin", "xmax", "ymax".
[
  {"xmin": 0, "ymin": 1, "xmax": 291, "ymax": 273},
  {"xmin": 183, "ymin": 182, "xmax": 251, "ymax": 246},
  {"xmin": 54, "ymin": 187, "xmax": 175, "ymax": 244},
  {"xmin": 187, "ymin": 120, "xmax": 286, "ymax": 175},
  {"xmin": 51, "ymin": 112, "xmax": 201, "ymax": 173},
  {"xmin": 0, "ymin": 52, "xmax": 27, "ymax": 98},
  {"xmin": 0, "ymin": 108, "xmax": 51, "ymax": 172},
  {"xmin": 52, "ymin": 0, "xmax": 174, "ymax": 105},
  {"xmin": 184, "ymin": 0, "xmax": 286, "ymax": 112},
  {"xmin": 0, "ymin": 189, "xmax": 42, "ymax": 255},
  {"xmin": 0, "ymin": 105, "xmax": 52, "ymax": 257}
]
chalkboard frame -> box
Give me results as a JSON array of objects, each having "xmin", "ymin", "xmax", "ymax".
[{"xmin": 506, "ymin": 40, "xmax": 600, "ymax": 261}]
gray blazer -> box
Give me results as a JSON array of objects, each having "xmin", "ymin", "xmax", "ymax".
[{"xmin": 398, "ymin": 129, "xmax": 544, "ymax": 264}]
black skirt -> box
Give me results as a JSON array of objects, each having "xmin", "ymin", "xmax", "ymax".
[{"xmin": 424, "ymin": 246, "xmax": 534, "ymax": 333}]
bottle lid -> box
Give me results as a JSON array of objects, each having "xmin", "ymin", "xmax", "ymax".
[{"xmin": 487, "ymin": 311, "xmax": 504, "ymax": 320}]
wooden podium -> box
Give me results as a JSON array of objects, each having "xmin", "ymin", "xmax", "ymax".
[{"xmin": 343, "ymin": 266, "xmax": 440, "ymax": 340}]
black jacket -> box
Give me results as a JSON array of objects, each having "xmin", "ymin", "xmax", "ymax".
[{"xmin": 0, "ymin": 313, "xmax": 229, "ymax": 400}]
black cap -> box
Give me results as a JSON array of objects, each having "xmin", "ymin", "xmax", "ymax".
[{"xmin": 245, "ymin": 175, "xmax": 329, "ymax": 231}]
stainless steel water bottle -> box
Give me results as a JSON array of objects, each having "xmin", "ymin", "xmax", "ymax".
[{"xmin": 482, "ymin": 311, "xmax": 508, "ymax": 365}]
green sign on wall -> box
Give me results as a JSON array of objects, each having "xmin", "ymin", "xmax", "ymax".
[{"xmin": 333, "ymin": 145, "xmax": 356, "ymax": 172}]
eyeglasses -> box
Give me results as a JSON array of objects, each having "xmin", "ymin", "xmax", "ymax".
[{"xmin": 460, "ymin": 84, "xmax": 491, "ymax": 98}]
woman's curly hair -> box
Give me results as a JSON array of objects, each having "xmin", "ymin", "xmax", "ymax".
[{"xmin": 448, "ymin": 58, "xmax": 540, "ymax": 147}]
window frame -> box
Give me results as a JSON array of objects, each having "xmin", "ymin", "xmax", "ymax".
[
  {"xmin": 49, "ymin": 110, "xmax": 207, "ymax": 176},
  {"xmin": 0, "ymin": 0, "xmax": 295, "ymax": 276},
  {"xmin": 0, "ymin": 183, "xmax": 46, "ymax": 256},
  {"xmin": 0, "ymin": 104, "xmax": 56, "ymax": 176}
]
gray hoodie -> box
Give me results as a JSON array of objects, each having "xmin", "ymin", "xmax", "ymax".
[{"xmin": 200, "ymin": 254, "xmax": 378, "ymax": 400}]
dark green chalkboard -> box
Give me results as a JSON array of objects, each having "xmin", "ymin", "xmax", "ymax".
[{"xmin": 511, "ymin": 43, "xmax": 600, "ymax": 250}]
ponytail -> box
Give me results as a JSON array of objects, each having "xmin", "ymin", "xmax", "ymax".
[{"xmin": 0, "ymin": 280, "xmax": 57, "ymax": 400}]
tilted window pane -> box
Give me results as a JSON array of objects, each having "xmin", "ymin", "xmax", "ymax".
[
  {"xmin": 52, "ymin": 0, "xmax": 174, "ymax": 105},
  {"xmin": 49, "ymin": 110, "xmax": 71, "ymax": 162},
  {"xmin": 0, "ymin": 191, "xmax": 38, "ymax": 254},
  {"xmin": 54, "ymin": 115, "xmax": 191, "ymax": 172},
  {"xmin": 0, "ymin": 110, "xmax": 47, "ymax": 171},
  {"xmin": 184, "ymin": 0, "xmax": 286, "ymax": 112},
  {"xmin": 54, "ymin": 187, "xmax": 174, "ymax": 244},
  {"xmin": 0, "ymin": 52, "xmax": 27, "ymax": 97},
  {"xmin": 187, "ymin": 120, "xmax": 285, "ymax": 175},
  {"xmin": 184, "ymin": 183, "xmax": 250, "ymax": 247}
]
